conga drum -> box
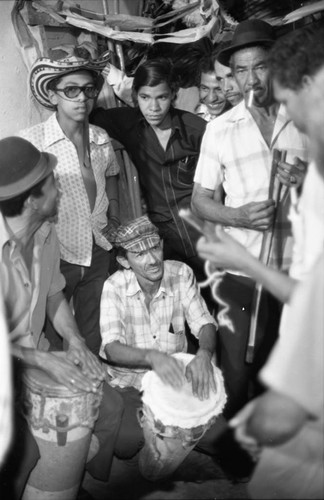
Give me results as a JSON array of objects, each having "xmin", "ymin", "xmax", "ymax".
[
  {"xmin": 22, "ymin": 352, "xmax": 102, "ymax": 500},
  {"xmin": 138, "ymin": 352, "xmax": 227, "ymax": 481}
]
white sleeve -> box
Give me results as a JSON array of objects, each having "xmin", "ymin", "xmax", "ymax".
[
  {"xmin": 194, "ymin": 121, "xmax": 223, "ymax": 190},
  {"xmin": 104, "ymin": 64, "xmax": 135, "ymax": 108}
]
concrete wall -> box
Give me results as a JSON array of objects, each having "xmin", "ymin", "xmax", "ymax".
[
  {"xmin": 0, "ymin": 1, "xmax": 37, "ymax": 138},
  {"xmin": 0, "ymin": 0, "xmax": 142, "ymax": 139}
]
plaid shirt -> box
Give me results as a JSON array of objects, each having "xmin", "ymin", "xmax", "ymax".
[
  {"xmin": 20, "ymin": 114, "xmax": 119, "ymax": 266},
  {"xmin": 100, "ymin": 260, "xmax": 217, "ymax": 390},
  {"xmin": 194, "ymin": 102, "xmax": 309, "ymax": 271}
]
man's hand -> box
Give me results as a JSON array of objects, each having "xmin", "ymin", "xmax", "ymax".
[
  {"xmin": 185, "ymin": 350, "xmax": 217, "ymax": 400},
  {"xmin": 67, "ymin": 338, "xmax": 106, "ymax": 385},
  {"xmin": 238, "ymin": 199, "xmax": 275, "ymax": 231},
  {"xmin": 277, "ymin": 156, "xmax": 307, "ymax": 188},
  {"xmin": 197, "ymin": 224, "xmax": 248, "ymax": 272},
  {"xmin": 43, "ymin": 352, "xmax": 102, "ymax": 394},
  {"xmin": 101, "ymin": 219, "xmax": 119, "ymax": 240},
  {"xmin": 229, "ymin": 399, "xmax": 262, "ymax": 462},
  {"xmin": 147, "ymin": 350, "xmax": 185, "ymax": 389}
]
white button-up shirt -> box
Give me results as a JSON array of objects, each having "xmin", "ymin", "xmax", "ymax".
[
  {"xmin": 100, "ymin": 260, "xmax": 217, "ymax": 390},
  {"xmin": 194, "ymin": 102, "xmax": 309, "ymax": 271},
  {"xmin": 20, "ymin": 114, "xmax": 119, "ymax": 266}
]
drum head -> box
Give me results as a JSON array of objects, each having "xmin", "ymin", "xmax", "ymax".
[{"xmin": 141, "ymin": 353, "xmax": 227, "ymax": 428}]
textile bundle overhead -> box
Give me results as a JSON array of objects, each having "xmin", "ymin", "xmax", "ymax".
[{"xmin": 25, "ymin": 0, "xmax": 324, "ymax": 46}]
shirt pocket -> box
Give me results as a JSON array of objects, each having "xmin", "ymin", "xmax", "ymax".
[{"xmin": 176, "ymin": 156, "xmax": 197, "ymax": 186}]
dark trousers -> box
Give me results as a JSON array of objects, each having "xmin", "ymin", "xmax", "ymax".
[
  {"xmin": 46, "ymin": 243, "xmax": 112, "ymax": 356},
  {"xmin": 86, "ymin": 381, "xmax": 124, "ymax": 481},
  {"xmin": 155, "ymin": 220, "xmax": 215, "ymax": 316},
  {"xmin": 216, "ymin": 272, "xmax": 282, "ymax": 419}
]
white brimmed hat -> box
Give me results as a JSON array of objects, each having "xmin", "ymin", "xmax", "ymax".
[{"xmin": 30, "ymin": 52, "xmax": 110, "ymax": 109}]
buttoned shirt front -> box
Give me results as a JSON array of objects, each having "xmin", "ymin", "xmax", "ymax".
[
  {"xmin": 0, "ymin": 213, "xmax": 65, "ymax": 348},
  {"xmin": 20, "ymin": 114, "xmax": 120, "ymax": 266},
  {"xmin": 100, "ymin": 260, "xmax": 217, "ymax": 390},
  {"xmin": 194, "ymin": 101, "xmax": 309, "ymax": 271},
  {"xmin": 91, "ymin": 106, "xmax": 206, "ymax": 258}
]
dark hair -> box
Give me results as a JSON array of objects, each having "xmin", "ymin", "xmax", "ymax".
[
  {"xmin": 115, "ymin": 246, "xmax": 127, "ymax": 259},
  {"xmin": 268, "ymin": 25, "xmax": 324, "ymax": 90},
  {"xmin": 0, "ymin": 175, "xmax": 48, "ymax": 217},
  {"xmin": 132, "ymin": 58, "xmax": 179, "ymax": 96}
]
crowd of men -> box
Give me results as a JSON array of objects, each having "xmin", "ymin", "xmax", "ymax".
[{"xmin": 0, "ymin": 17, "xmax": 323, "ymax": 500}]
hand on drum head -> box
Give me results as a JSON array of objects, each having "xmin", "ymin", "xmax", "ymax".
[
  {"xmin": 147, "ymin": 350, "xmax": 185, "ymax": 389},
  {"xmin": 47, "ymin": 352, "xmax": 102, "ymax": 393},
  {"xmin": 185, "ymin": 352, "xmax": 217, "ymax": 401},
  {"xmin": 67, "ymin": 338, "xmax": 106, "ymax": 385}
]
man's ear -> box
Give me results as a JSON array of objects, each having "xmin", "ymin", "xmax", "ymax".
[
  {"xmin": 24, "ymin": 194, "xmax": 38, "ymax": 213},
  {"xmin": 48, "ymin": 89, "xmax": 59, "ymax": 107},
  {"xmin": 301, "ymin": 74, "xmax": 313, "ymax": 90},
  {"xmin": 116, "ymin": 255, "xmax": 130, "ymax": 269}
]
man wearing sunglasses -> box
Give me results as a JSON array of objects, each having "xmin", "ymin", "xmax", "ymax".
[{"xmin": 19, "ymin": 53, "xmax": 120, "ymax": 357}]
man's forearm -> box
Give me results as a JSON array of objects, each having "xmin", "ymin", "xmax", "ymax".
[
  {"xmin": 242, "ymin": 253, "xmax": 297, "ymax": 303},
  {"xmin": 197, "ymin": 324, "xmax": 217, "ymax": 360},
  {"xmin": 46, "ymin": 292, "xmax": 84, "ymax": 345},
  {"xmin": 11, "ymin": 343, "xmax": 47, "ymax": 368},
  {"xmin": 191, "ymin": 188, "xmax": 242, "ymax": 226},
  {"xmin": 106, "ymin": 175, "xmax": 120, "ymax": 223},
  {"xmin": 105, "ymin": 341, "xmax": 152, "ymax": 368}
]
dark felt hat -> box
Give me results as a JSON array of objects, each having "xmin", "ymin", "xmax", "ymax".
[
  {"xmin": 0, "ymin": 137, "xmax": 57, "ymax": 200},
  {"xmin": 217, "ymin": 19, "xmax": 275, "ymax": 66}
]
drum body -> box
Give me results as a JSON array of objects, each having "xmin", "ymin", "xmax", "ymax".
[
  {"xmin": 138, "ymin": 353, "xmax": 226, "ymax": 481},
  {"xmin": 22, "ymin": 353, "xmax": 102, "ymax": 500}
]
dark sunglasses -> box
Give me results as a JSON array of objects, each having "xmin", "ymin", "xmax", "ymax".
[{"xmin": 54, "ymin": 86, "xmax": 100, "ymax": 99}]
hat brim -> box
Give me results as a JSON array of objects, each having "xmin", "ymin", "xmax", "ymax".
[
  {"xmin": 217, "ymin": 39, "xmax": 274, "ymax": 67},
  {"xmin": 30, "ymin": 53, "xmax": 110, "ymax": 109},
  {"xmin": 0, "ymin": 151, "xmax": 57, "ymax": 200}
]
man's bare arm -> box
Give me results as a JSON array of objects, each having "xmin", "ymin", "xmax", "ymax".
[
  {"xmin": 105, "ymin": 341, "xmax": 184, "ymax": 388},
  {"xmin": 197, "ymin": 227, "xmax": 297, "ymax": 303},
  {"xmin": 191, "ymin": 183, "xmax": 275, "ymax": 231}
]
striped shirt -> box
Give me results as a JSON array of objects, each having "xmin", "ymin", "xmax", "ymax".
[
  {"xmin": 194, "ymin": 102, "xmax": 309, "ymax": 271},
  {"xmin": 20, "ymin": 114, "xmax": 120, "ymax": 266},
  {"xmin": 100, "ymin": 260, "xmax": 217, "ymax": 390}
]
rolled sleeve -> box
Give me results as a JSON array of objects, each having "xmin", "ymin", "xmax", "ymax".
[
  {"xmin": 99, "ymin": 279, "xmax": 126, "ymax": 359},
  {"xmin": 194, "ymin": 121, "xmax": 223, "ymax": 190}
]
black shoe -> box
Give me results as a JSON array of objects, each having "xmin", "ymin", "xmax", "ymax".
[
  {"xmin": 214, "ymin": 429, "xmax": 255, "ymax": 483},
  {"xmin": 77, "ymin": 487, "xmax": 96, "ymax": 500}
]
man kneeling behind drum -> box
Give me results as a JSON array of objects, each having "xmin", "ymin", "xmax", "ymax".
[
  {"xmin": 100, "ymin": 215, "xmax": 227, "ymax": 460},
  {"xmin": 0, "ymin": 137, "xmax": 123, "ymax": 498}
]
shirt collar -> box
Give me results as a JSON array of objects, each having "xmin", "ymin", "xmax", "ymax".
[
  {"xmin": 0, "ymin": 212, "xmax": 52, "ymax": 253},
  {"xmin": 225, "ymin": 101, "xmax": 291, "ymax": 127},
  {"xmin": 43, "ymin": 112, "xmax": 109, "ymax": 149},
  {"xmin": 138, "ymin": 106, "xmax": 185, "ymax": 139},
  {"xmin": 125, "ymin": 266, "xmax": 174, "ymax": 298}
]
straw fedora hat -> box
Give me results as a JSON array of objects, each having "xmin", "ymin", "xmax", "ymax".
[
  {"xmin": 217, "ymin": 19, "xmax": 275, "ymax": 66},
  {"xmin": 30, "ymin": 51, "xmax": 110, "ymax": 109},
  {"xmin": 0, "ymin": 137, "xmax": 57, "ymax": 200}
]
